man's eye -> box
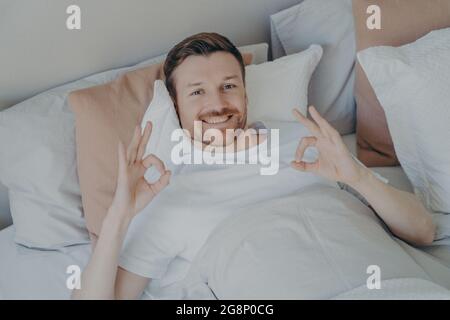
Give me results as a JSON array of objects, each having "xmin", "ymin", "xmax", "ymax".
[
  {"xmin": 224, "ymin": 84, "xmax": 236, "ymax": 90},
  {"xmin": 191, "ymin": 90, "xmax": 202, "ymax": 96}
]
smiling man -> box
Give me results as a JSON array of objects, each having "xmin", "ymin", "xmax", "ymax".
[
  {"xmin": 164, "ymin": 33, "xmax": 266, "ymax": 155},
  {"xmin": 164, "ymin": 35, "xmax": 248, "ymax": 146},
  {"xmin": 72, "ymin": 32, "xmax": 436, "ymax": 300}
]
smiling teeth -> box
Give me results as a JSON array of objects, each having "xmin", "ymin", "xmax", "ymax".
[{"xmin": 203, "ymin": 115, "xmax": 230, "ymax": 124}]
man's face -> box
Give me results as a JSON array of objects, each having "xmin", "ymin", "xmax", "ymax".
[{"xmin": 172, "ymin": 51, "xmax": 248, "ymax": 146}]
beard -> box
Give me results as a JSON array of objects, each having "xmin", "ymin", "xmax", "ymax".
[{"xmin": 197, "ymin": 107, "xmax": 247, "ymax": 146}]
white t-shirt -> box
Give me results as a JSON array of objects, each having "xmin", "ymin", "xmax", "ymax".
[{"xmin": 118, "ymin": 121, "xmax": 340, "ymax": 298}]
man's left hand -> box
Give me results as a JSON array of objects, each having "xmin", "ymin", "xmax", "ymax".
[{"xmin": 290, "ymin": 106, "xmax": 365, "ymax": 185}]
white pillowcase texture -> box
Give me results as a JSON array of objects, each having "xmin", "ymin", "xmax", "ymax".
[{"xmin": 358, "ymin": 27, "xmax": 450, "ymax": 213}]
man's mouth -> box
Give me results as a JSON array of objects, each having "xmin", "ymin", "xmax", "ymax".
[{"xmin": 201, "ymin": 114, "xmax": 233, "ymax": 125}]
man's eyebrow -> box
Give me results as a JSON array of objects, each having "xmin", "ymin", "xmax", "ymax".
[
  {"xmin": 187, "ymin": 81, "xmax": 203, "ymax": 87},
  {"xmin": 223, "ymin": 75, "xmax": 239, "ymax": 81},
  {"xmin": 186, "ymin": 75, "xmax": 239, "ymax": 88}
]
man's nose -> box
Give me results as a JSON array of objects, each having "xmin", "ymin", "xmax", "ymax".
[{"xmin": 207, "ymin": 91, "xmax": 227, "ymax": 112}]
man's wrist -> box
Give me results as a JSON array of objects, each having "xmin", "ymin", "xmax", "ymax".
[
  {"xmin": 346, "ymin": 166, "xmax": 374, "ymax": 193},
  {"xmin": 102, "ymin": 206, "xmax": 132, "ymax": 235}
]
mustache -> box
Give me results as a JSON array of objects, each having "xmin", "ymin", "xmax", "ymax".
[{"xmin": 198, "ymin": 107, "xmax": 240, "ymax": 120}]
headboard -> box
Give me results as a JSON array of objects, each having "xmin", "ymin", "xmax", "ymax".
[
  {"xmin": 0, "ymin": 0, "xmax": 301, "ymax": 111},
  {"xmin": 0, "ymin": 0, "xmax": 301, "ymax": 229}
]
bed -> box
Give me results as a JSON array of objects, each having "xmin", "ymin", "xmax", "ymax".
[
  {"xmin": 1, "ymin": 134, "xmax": 450, "ymax": 299},
  {"xmin": 1, "ymin": 0, "xmax": 450, "ymax": 300}
]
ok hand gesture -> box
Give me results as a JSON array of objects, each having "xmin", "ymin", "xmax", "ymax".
[
  {"xmin": 291, "ymin": 106, "xmax": 364, "ymax": 185},
  {"xmin": 110, "ymin": 121, "xmax": 171, "ymax": 220}
]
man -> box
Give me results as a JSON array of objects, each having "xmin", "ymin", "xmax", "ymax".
[{"xmin": 72, "ymin": 33, "xmax": 435, "ymax": 300}]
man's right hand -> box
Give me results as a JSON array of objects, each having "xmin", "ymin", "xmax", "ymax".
[{"xmin": 109, "ymin": 121, "xmax": 171, "ymax": 221}]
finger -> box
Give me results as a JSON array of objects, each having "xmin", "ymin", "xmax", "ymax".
[
  {"xmin": 294, "ymin": 136, "xmax": 317, "ymax": 162},
  {"xmin": 290, "ymin": 160, "xmax": 319, "ymax": 173},
  {"xmin": 308, "ymin": 106, "xmax": 339, "ymax": 139},
  {"xmin": 142, "ymin": 154, "xmax": 166, "ymax": 174},
  {"xmin": 149, "ymin": 170, "xmax": 171, "ymax": 195},
  {"xmin": 292, "ymin": 108, "xmax": 322, "ymax": 137},
  {"xmin": 127, "ymin": 126, "xmax": 141, "ymax": 165},
  {"xmin": 137, "ymin": 121, "xmax": 152, "ymax": 161}
]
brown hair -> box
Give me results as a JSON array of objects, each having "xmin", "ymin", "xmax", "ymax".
[{"xmin": 163, "ymin": 32, "xmax": 246, "ymax": 107}]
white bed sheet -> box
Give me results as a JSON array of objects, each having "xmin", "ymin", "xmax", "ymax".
[
  {"xmin": 0, "ymin": 226, "xmax": 91, "ymax": 299},
  {"xmin": 0, "ymin": 134, "xmax": 447, "ymax": 299}
]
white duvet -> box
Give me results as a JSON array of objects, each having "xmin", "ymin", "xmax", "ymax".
[
  {"xmin": 332, "ymin": 278, "xmax": 450, "ymax": 300},
  {"xmin": 179, "ymin": 185, "xmax": 450, "ymax": 300}
]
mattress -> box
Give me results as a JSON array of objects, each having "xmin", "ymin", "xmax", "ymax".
[{"xmin": 0, "ymin": 134, "xmax": 447, "ymax": 299}]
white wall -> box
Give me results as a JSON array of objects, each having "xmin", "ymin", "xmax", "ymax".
[{"xmin": 0, "ymin": 0, "xmax": 301, "ymax": 110}]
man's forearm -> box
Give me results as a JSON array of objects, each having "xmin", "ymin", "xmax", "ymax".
[
  {"xmin": 72, "ymin": 208, "xmax": 131, "ymax": 299},
  {"xmin": 348, "ymin": 167, "xmax": 435, "ymax": 246}
]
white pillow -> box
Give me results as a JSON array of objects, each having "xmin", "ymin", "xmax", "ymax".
[
  {"xmin": 270, "ymin": 0, "xmax": 356, "ymax": 134},
  {"xmin": 0, "ymin": 98, "xmax": 89, "ymax": 249},
  {"xmin": 0, "ymin": 44, "xmax": 268, "ymax": 249},
  {"xmin": 141, "ymin": 80, "xmax": 183, "ymax": 182},
  {"xmin": 246, "ymin": 44, "xmax": 323, "ymax": 123},
  {"xmin": 357, "ymin": 27, "xmax": 450, "ymax": 215}
]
